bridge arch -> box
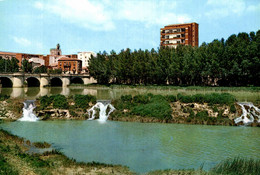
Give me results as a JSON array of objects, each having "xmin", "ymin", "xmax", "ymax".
[
  {"xmin": 70, "ymin": 77, "xmax": 84, "ymax": 84},
  {"xmin": 26, "ymin": 77, "xmax": 40, "ymax": 87},
  {"xmin": 0, "ymin": 77, "xmax": 13, "ymax": 87},
  {"xmin": 50, "ymin": 77, "xmax": 63, "ymax": 87}
]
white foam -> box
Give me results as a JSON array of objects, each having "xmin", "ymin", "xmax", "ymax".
[
  {"xmin": 87, "ymin": 102, "xmax": 115, "ymax": 123},
  {"xmin": 18, "ymin": 102, "xmax": 39, "ymax": 122},
  {"xmin": 234, "ymin": 102, "xmax": 260, "ymax": 125}
]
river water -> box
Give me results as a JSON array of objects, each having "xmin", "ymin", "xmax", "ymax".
[
  {"xmin": 1, "ymin": 121, "xmax": 259, "ymax": 173},
  {"xmin": 0, "ymin": 87, "xmax": 260, "ymax": 173}
]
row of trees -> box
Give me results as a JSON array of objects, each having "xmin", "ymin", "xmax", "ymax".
[
  {"xmin": 88, "ymin": 30, "xmax": 260, "ymax": 86},
  {"xmin": 0, "ymin": 57, "xmax": 62, "ymax": 74}
]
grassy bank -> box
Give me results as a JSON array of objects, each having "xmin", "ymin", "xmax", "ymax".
[
  {"xmin": 83, "ymin": 84, "xmax": 260, "ymax": 92},
  {"xmin": 2, "ymin": 92, "xmax": 259, "ymax": 126},
  {"xmin": 110, "ymin": 93, "xmax": 242, "ymax": 126},
  {"xmin": 0, "ymin": 129, "xmax": 259, "ymax": 175},
  {"xmin": 0, "ymin": 129, "xmax": 134, "ymax": 175}
]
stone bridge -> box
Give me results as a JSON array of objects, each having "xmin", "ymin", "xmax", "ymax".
[{"xmin": 0, "ymin": 73, "xmax": 96, "ymax": 87}]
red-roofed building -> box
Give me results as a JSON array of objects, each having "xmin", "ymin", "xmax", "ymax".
[{"xmin": 58, "ymin": 57, "xmax": 82, "ymax": 74}]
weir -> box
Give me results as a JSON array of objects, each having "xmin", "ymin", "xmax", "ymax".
[
  {"xmin": 18, "ymin": 100, "xmax": 39, "ymax": 122},
  {"xmin": 87, "ymin": 100, "xmax": 115, "ymax": 123},
  {"xmin": 234, "ymin": 102, "xmax": 260, "ymax": 125}
]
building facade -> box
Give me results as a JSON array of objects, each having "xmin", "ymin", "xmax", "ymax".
[
  {"xmin": 160, "ymin": 22, "xmax": 199, "ymax": 48},
  {"xmin": 57, "ymin": 57, "xmax": 82, "ymax": 74},
  {"xmin": 77, "ymin": 51, "xmax": 96, "ymax": 68},
  {"xmin": 0, "ymin": 51, "xmax": 44, "ymax": 66}
]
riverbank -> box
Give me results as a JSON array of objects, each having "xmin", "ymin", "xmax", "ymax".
[
  {"xmin": 1, "ymin": 128, "xmax": 259, "ymax": 175},
  {"xmin": 0, "ymin": 129, "xmax": 134, "ymax": 175},
  {"xmin": 1, "ymin": 93, "xmax": 260, "ymax": 126},
  {"xmin": 80, "ymin": 84, "xmax": 260, "ymax": 92}
]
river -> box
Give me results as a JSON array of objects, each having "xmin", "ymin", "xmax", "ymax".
[{"xmin": 0, "ymin": 86, "xmax": 259, "ymax": 173}]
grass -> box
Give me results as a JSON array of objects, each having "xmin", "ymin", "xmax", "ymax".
[
  {"xmin": 84, "ymin": 84, "xmax": 260, "ymax": 92},
  {"xmin": 177, "ymin": 93, "xmax": 236, "ymax": 105},
  {"xmin": 210, "ymin": 157, "xmax": 260, "ymax": 175},
  {"xmin": 32, "ymin": 141, "xmax": 51, "ymax": 148},
  {"xmin": 0, "ymin": 94, "xmax": 10, "ymax": 101},
  {"xmin": 113, "ymin": 94, "xmax": 172, "ymax": 120},
  {"xmin": 0, "ymin": 129, "xmax": 134, "ymax": 175}
]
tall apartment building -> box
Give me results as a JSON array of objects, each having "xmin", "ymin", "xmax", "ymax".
[
  {"xmin": 77, "ymin": 51, "xmax": 97, "ymax": 68},
  {"xmin": 160, "ymin": 22, "xmax": 198, "ymax": 48}
]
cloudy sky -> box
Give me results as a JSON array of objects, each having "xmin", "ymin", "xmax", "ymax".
[{"xmin": 0, "ymin": 0, "xmax": 259, "ymax": 55}]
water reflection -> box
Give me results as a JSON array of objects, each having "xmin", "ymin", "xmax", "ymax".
[
  {"xmin": 0, "ymin": 87, "xmax": 259, "ymax": 104},
  {"xmin": 25, "ymin": 87, "xmax": 41, "ymax": 98}
]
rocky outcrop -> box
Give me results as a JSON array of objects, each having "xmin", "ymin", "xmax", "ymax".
[{"xmin": 0, "ymin": 101, "xmax": 17, "ymax": 120}]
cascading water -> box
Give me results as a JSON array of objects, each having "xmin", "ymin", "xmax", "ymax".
[
  {"xmin": 234, "ymin": 102, "xmax": 260, "ymax": 125},
  {"xmin": 87, "ymin": 100, "xmax": 115, "ymax": 123},
  {"xmin": 18, "ymin": 100, "xmax": 39, "ymax": 122}
]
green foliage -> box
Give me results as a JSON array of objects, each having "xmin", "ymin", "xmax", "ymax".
[
  {"xmin": 88, "ymin": 30, "xmax": 260, "ymax": 86},
  {"xmin": 177, "ymin": 93, "xmax": 236, "ymax": 105},
  {"xmin": 133, "ymin": 94, "xmax": 149, "ymax": 104},
  {"xmin": 120, "ymin": 95, "xmax": 132, "ymax": 102},
  {"xmin": 39, "ymin": 95, "xmax": 53, "ymax": 109},
  {"xmin": 74, "ymin": 94, "xmax": 96, "ymax": 109},
  {"xmin": 39, "ymin": 94, "xmax": 68, "ymax": 109},
  {"xmin": 166, "ymin": 95, "xmax": 177, "ymax": 102},
  {"xmin": 195, "ymin": 111, "xmax": 209, "ymax": 120},
  {"xmin": 230, "ymin": 104, "xmax": 236, "ymax": 113},
  {"xmin": 210, "ymin": 157, "xmax": 260, "ymax": 175},
  {"xmin": 131, "ymin": 94, "xmax": 172, "ymax": 120},
  {"xmin": 48, "ymin": 69, "xmax": 62, "ymax": 74},
  {"xmin": 33, "ymin": 142, "xmax": 51, "ymax": 148},
  {"xmin": 21, "ymin": 59, "xmax": 32, "ymax": 73},
  {"xmin": 0, "ymin": 153, "xmax": 18, "ymax": 175},
  {"xmin": 0, "ymin": 94, "xmax": 10, "ymax": 101},
  {"xmin": 212, "ymin": 106, "xmax": 219, "ymax": 113},
  {"xmin": 52, "ymin": 94, "xmax": 68, "ymax": 109},
  {"xmin": 18, "ymin": 153, "xmax": 49, "ymax": 168},
  {"xmin": 0, "ymin": 57, "xmax": 19, "ymax": 73},
  {"xmin": 33, "ymin": 65, "xmax": 47, "ymax": 73}
]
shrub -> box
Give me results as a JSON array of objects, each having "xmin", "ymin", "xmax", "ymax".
[
  {"xmin": 0, "ymin": 94, "xmax": 10, "ymax": 101},
  {"xmin": 131, "ymin": 95, "xmax": 172, "ymax": 120},
  {"xmin": 121, "ymin": 95, "xmax": 132, "ymax": 102},
  {"xmin": 196, "ymin": 111, "xmax": 208, "ymax": 120},
  {"xmin": 166, "ymin": 95, "xmax": 177, "ymax": 102},
  {"xmin": 212, "ymin": 106, "xmax": 219, "ymax": 113},
  {"xmin": 33, "ymin": 142, "xmax": 51, "ymax": 148},
  {"xmin": 39, "ymin": 95, "xmax": 52, "ymax": 109},
  {"xmin": 177, "ymin": 93, "xmax": 236, "ymax": 105},
  {"xmin": 133, "ymin": 95, "xmax": 150, "ymax": 104},
  {"xmin": 74, "ymin": 94, "xmax": 96, "ymax": 109},
  {"xmin": 230, "ymin": 104, "xmax": 236, "ymax": 113},
  {"xmin": 52, "ymin": 94, "xmax": 68, "ymax": 109}
]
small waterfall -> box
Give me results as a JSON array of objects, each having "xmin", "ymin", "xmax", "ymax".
[
  {"xmin": 18, "ymin": 100, "xmax": 39, "ymax": 122},
  {"xmin": 234, "ymin": 102, "xmax": 260, "ymax": 125},
  {"xmin": 87, "ymin": 100, "xmax": 115, "ymax": 123}
]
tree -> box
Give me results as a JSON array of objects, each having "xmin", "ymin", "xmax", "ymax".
[{"xmin": 21, "ymin": 59, "xmax": 32, "ymax": 73}]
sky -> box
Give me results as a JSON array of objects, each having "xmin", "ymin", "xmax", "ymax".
[{"xmin": 0, "ymin": 0, "xmax": 259, "ymax": 55}]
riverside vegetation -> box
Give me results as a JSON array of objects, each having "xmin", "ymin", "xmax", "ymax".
[
  {"xmin": 1, "ymin": 92, "xmax": 258, "ymax": 126},
  {"xmin": 0, "ymin": 129, "xmax": 259, "ymax": 175}
]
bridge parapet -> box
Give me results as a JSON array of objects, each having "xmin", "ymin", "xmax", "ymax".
[{"xmin": 0, "ymin": 73, "xmax": 95, "ymax": 87}]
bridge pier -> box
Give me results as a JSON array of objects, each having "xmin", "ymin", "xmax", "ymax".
[
  {"xmin": 83, "ymin": 77, "xmax": 97, "ymax": 84},
  {"xmin": 40, "ymin": 76, "xmax": 49, "ymax": 87},
  {"xmin": 12, "ymin": 77, "xmax": 24, "ymax": 88},
  {"xmin": 62, "ymin": 77, "xmax": 70, "ymax": 87}
]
